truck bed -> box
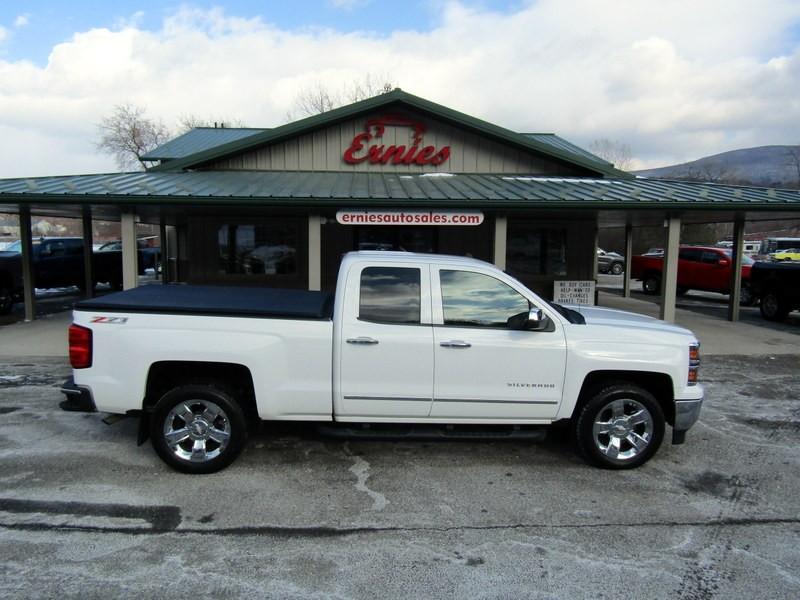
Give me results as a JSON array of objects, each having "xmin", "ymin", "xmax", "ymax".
[{"xmin": 76, "ymin": 284, "xmax": 334, "ymax": 320}]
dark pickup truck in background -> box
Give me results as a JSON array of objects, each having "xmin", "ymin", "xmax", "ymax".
[
  {"xmin": 750, "ymin": 262, "xmax": 800, "ymax": 321},
  {"xmin": 0, "ymin": 237, "xmax": 124, "ymax": 315}
]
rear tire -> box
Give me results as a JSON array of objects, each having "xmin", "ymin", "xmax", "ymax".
[
  {"xmin": 575, "ymin": 383, "xmax": 664, "ymax": 469},
  {"xmin": 642, "ymin": 274, "xmax": 661, "ymax": 295},
  {"xmin": 151, "ymin": 383, "xmax": 248, "ymax": 474},
  {"xmin": 611, "ymin": 262, "xmax": 624, "ymax": 275},
  {"xmin": 760, "ymin": 289, "xmax": 789, "ymax": 321},
  {"xmin": 0, "ymin": 284, "xmax": 13, "ymax": 315}
]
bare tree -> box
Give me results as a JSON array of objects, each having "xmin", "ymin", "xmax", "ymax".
[
  {"xmin": 680, "ymin": 163, "xmax": 733, "ymax": 184},
  {"xmin": 588, "ymin": 138, "xmax": 633, "ymax": 171},
  {"xmin": 288, "ymin": 74, "xmax": 396, "ymax": 120},
  {"xmin": 177, "ymin": 114, "xmax": 247, "ymax": 134},
  {"xmin": 96, "ymin": 104, "xmax": 171, "ymax": 170}
]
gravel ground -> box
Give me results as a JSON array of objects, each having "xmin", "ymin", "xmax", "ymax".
[{"xmin": 0, "ymin": 354, "xmax": 798, "ymax": 599}]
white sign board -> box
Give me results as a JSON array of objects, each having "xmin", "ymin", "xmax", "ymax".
[
  {"xmin": 553, "ymin": 280, "xmax": 596, "ymax": 306},
  {"xmin": 336, "ymin": 210, "xmax": 483, "ymax": 226}
]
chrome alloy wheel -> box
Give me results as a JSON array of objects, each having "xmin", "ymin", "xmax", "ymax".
[
  {"xmin": 592, "ymin": 398, "xmax": 654, "ymax": 462},
  {"xmin": 162, "ymin": 400, "xmax": 231, "ymax": 463}
]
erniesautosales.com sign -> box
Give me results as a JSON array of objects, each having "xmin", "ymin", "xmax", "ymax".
[{"xmin": 336, "ymin": 210, "xmax": 484, "ymax": 226}]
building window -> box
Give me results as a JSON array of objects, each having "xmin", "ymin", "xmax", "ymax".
[
  {"xmin": 506, "ymin": 226, "xmax": 567, "ymax": 277},
  {"xmin": 440, "ymin": 270, "xmax": 530, "ymax": 328},
  {"xmin": 359, "ymin": 267, "xmax": 421, "ymax": 324},
  {"xmin": 217, "ymin": 224, "xmax": 298, "ymax": 276}
]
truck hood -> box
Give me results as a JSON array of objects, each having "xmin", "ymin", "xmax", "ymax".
[{"xmin": 565, "ymin": 304, "xmax": 695, "ymax": 338}]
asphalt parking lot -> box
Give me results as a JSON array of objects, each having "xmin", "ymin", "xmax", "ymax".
[{"xmin": 1, "ymin": 349, "xmax": 799, "ymax": 599}]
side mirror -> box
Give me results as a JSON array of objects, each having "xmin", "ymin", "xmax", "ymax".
[{"xmin": 507, "ymin": 308, "xmax": 551, "ymax": 331}]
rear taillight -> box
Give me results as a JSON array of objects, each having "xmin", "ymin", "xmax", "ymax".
[
  {"xmin": 69, "ymin": 324, "xmax": 92, "ymax": 369},
  {"xmin": 688, "ymin": 342, "xmax": 700, "ymax": 385}
]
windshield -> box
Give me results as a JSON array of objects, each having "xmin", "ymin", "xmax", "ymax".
[
  {"xmin": 722, "ymin": 250, "xmax": 754, "ymax": 265},
  {"xmin": 3, "ymin": 240, "xmax": 21, "ymax": 253}
]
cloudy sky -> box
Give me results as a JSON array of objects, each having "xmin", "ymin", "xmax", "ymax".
[{"xmin": 1, "ymin": 0, "xmax": 799, "ymax": 178}]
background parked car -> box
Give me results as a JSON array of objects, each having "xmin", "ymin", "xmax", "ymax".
[
  {"xmin": 770, "ymin": 249, "xmax": 800, "ymax": 262},
  {"xmin": 97, "ymin": 237, "xmax": 161, "ymax": 274},
  {"xmin": 0, "ymin": 237, "xmax": 123, "ymax": 314},
  {"xmin": 631, "ymin": 245, "xmax": 757, "ymax": 305},
  {"xmin": 597, "ymin": 248, "xmax": 625, "ymax": 274}
]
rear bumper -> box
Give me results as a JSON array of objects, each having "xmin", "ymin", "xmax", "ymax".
[
  {"xmin": 60, "ymin": 377, "xmax": 96, "ymax": 413},
  {"xmin": 671, "ymin": 397, "xmax": 703, "ymax": 444}
]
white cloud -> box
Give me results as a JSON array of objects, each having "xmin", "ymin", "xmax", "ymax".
[
  {"xmin": 1, "ymin": 1, "xmax": 800, "ymax": 177},
  {"xmin": 0, "ymin": 25, "xmax": 7, "ymax": 42},
  {"xmin": 14, "ymin": 14, "xmax": 30, "ymax": 28}
]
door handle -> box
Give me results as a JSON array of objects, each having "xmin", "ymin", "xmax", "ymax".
[
  {"xmin": 440, "ymin": 340, "xmax": 471, "ymax": 348},
  {"xmin": 346, "ymin": 337, "xmax": 379, "ymax": 345}
]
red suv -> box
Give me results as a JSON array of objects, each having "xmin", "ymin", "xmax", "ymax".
[{"xmin": 631, "ymin": 245, "xmax": 756, "ymax": 305}]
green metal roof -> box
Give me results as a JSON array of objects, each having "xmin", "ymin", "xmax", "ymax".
[
  {"xmin": 523, "ymin": 134, "xmax": 613, "ymax": 169},
  {"xmin": 141, "ymin": 127, "xmax": 268, "ymax": 161},
  {"xmin": 0, "ymin": 171, "xmax": 797, "ymax": 210},
  {"xmin": 148, "ymin": 89, "xmax": 632, "ymax": 179}
]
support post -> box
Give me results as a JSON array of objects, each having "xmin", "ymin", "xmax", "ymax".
[
  {"xmin": 19, "ymin": 205, "xmax": 36, "ymax": 322},
  {"xmin": 82, "ymin": 205, "xmax": 94, "ymax": 298},
  {"xmin": 659, "ymin": 215, "xmax": 681, "ymax": 323},
  {"xmin": 159, "ymin": 220, "xmax": 168, "ymax": 285},
  {"xmin": 623, "ymin": 223, "xmax": 633, "ymax": 298},
  {"xmin": 121, "ymin": 211, "xmax": 139, "ymax": 290},
  {"xmin": 308, "ymin": 215, "xmax": 322, "ymax": 291},
  {"xmin": 727, "ymin": 213, "xmax": 745, "ymax": 322},
  {"xmin": 493, "ymin": 216, "xmax": 507, "ymax": 270}
]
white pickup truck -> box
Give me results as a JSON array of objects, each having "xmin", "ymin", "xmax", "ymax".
[{"xmin": 61, "ymin": 251, "xmax": 703, "ymax": 474}]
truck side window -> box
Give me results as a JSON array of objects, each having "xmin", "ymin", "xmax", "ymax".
[
  {"xmin": 440, "ymin": 270, "xmax": 530, "ymax": 328},
  {"xmin": 359, "ymin": 267, "xmax": 421, "ymax": 324}
]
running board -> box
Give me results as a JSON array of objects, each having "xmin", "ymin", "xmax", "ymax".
[{"xmin": 316, "ymin": 423, "xmax": 547, "ymax": 441}]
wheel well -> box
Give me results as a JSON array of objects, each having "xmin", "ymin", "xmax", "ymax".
[
  {"xmin": 575, "ymin": 371, "xmax": 675, "ymax": 426},
  {"xmin": 144, "ymin": 361, "xmax": 258, "ymax": 424}
]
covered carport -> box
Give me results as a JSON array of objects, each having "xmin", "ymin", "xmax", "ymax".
[{"xmin": 1, "ymin": 172, "xmax": 798, "ymax": 323}]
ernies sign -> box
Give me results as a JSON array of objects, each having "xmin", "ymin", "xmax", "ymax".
[{"xmin": 343, "ymin": 116, "xmax": 451, "ymax": 166}]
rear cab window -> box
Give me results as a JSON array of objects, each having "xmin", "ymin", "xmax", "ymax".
[{"xmin": 359, "ymin": 266, "xmax": 421, "ymax": 324}]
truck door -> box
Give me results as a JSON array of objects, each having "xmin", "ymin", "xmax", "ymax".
[
  {"xmin": 335, "ymin": 263, "xmax": 434, "ymax": 419},
  {"xmin": 430, "ymin": 268, "xmax": 566, "ymax": 420}
]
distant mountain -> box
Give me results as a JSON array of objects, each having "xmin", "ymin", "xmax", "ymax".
[{"xmin": 634, "ymin": 145, "xmax": 800, "ymax": 188}]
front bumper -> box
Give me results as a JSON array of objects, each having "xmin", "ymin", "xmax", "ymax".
[
  {"xmin": 671, "ymin": 396, "xmax": 703, "ymax": 444},
  {"xmin": 60, "ymin": 377, "xmax": 96, "ymax": 413}
]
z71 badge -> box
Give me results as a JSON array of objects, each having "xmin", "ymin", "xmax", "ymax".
[{"xmin": 90, "ymin": 316, "xmax": 128, "ymax": 324}]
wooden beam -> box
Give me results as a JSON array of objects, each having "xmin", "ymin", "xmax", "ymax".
[
  {"xmin": 493, "ymin": 216, "xmax": 507, "ymax": 270},
  {"xmin": 19, "ymin": 205, "xmax": 36, "ymax": 322},
  {"xmin": 82, "ymin": 205, "xmax": 94, "ymax": 298},
  {"xmin": 121, "ymin": 211, "xmax": 139, "ymax": 290},
  {"xmin": 727, "ymin": 213, "xmax": 745, "ymax": 322},
  {"xmin": 623, "ymin": 223, "xmax": 633, "ymax": 298},
  {"xmin": 308, "ymin": 215, "xmax": 322, "ymax": 291},
  {"xmin": 659, "ymin": 216, "xmax": 681, "ymax": 322}
]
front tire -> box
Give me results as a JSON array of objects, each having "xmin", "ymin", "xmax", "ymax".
[
  {"xmin": 151, "ymin": 384, "xmax": 248, "ymax": 474},
  {"xmin": 575, "ymin": 383, "xmax": 665, "ymax": 469},
  {"xmin": 739, "ymin": 283, "xmax": 756, "ymax": 307}
]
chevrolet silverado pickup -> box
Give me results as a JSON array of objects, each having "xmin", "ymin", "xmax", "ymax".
[{"xmin": 61, "ymin": 252, "xmax": 703, "ymax": 474}]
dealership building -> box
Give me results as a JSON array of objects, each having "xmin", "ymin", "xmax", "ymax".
[{"xmin": 1, "ymin": 89, "xmax": 798, "ymax": 321}]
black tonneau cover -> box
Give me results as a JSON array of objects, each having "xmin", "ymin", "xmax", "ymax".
[{"xmin": 76, "ymin": 284, "xmax": 334, "ymax": 320}]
